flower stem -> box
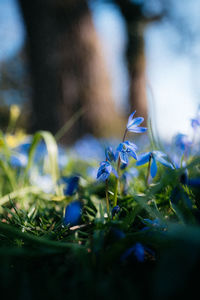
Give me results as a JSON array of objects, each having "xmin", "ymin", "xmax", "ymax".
[
  {"xmin": 122, "ymin": 128, "xmax": 128, "ymax": 143},
  {"xmin": 113, "ymin": 129, "xmax": 128, "ymax": 207},
  {"xmin": 113, "ymin": 158, "xmax": 121, "ymax": 207},
  {"xmin": 146, "ymin": 155, "xmax": 152, "ymax": 186},
  {"xmin": 105, "ymin": 179, "xmax": 110, "ymax": 216}
]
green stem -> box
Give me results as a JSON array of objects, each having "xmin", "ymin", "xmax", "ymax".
[
  {"xmin": 122, "ymin": 129, "xmax": 128, "ymax": 143},
  {"xmin": 105, "ymin": 179, "xmax": 110, "ymax": 217},
  {"xmin": 113, "ymin": 129, "xmax": 128, "ymax": 207},
  {"xmin": 113, "ymin": 178, "xmax": 118, "ymax": 207},
  {"xmin": 113, "ymin": 159, "xmax": 120, "ymax": 207},
  {"xmin": 146, "ymin": 155, "xmax": 152, "ymax": 186},
  {"xmin": 184, "ymin": 146, "xmax": 189, "ymax": 161}
]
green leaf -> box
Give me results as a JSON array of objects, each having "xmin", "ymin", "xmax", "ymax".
[{"xmin": 24, "ymin": 131, "xmax": 59, "ymax": 183}]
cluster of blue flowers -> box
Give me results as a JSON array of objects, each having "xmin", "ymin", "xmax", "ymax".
[
  {"xmin": 97, "ymin": 111, "xmax": 146, "ymax": 181},
  {"xmin": 96, "ymin": 111, "xmax": 173, "ymax": 183}
]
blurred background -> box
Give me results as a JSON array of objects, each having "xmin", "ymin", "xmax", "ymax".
[{"xmin": 0, "ymin": 0, "xmax": 200, "ymax": 144}]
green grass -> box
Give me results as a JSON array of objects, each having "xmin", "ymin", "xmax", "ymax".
[{"xmin": 0, "ymin": 127, "xmax": 200, "ymax": 300}]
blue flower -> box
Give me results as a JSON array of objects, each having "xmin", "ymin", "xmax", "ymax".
[
  {"xmin": 126, "ymin": 111, "xmax": 147, "ymax": 133},
  {"xmin": 191, "ymin": 118, "xmax": 200, "ymax": 129},
  {"xmin": 143, "ymin": 218, "xmax": 161, "ymax": 227},
  {"xmin": 64, "ymin": 201, "xmax": 82, "ymax": 226},
  {"xmin": 191, "ymin": 107, "xmax": 200, "ymax": 129},
  {"xmin": 174, "ymin": 133, "xmax": 192, "ymax": 151},
  {"xmin": 105, "ymin": 146, "xmax": 116, "ymax": 162},
  {"xmin": 14, "ymin": 140, "xmax": 68, "ymax": 170},
  {"xmin": 112, "ymin": 205, "xmax": 121, "ymax": 218},
  {"xmin": 136, "ymin": 150, "xmax": 173, "ymax": 178},
  {"xmin": 110, "ymin": 228, "xmax": 126, "ymax": 240},
  {"xmin": 121, "ymin": 242, "xmax": 145, "ymax": 263},
  {"xmin": 97, "ymin": 161, "xmax": 118, "ymax": 181},
  {"xmin": 10, "ymin": 152, "xmax": 28, "ymax": 168},
  {"xmin": 115, "ymin": 141, "xmax": 137, "ymax": 164},
  {"xmin": 61, "ymin": 176, "xmax": 79, "ymax": 196},
  {"xmin": 142, "ymin": 218, "xmax": 167, "ymax": 231}
]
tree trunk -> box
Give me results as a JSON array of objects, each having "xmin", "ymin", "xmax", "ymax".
[
  {"xmin": 114, "ymin": 0, "xmax": 148, "ymax": 122},
  {"xmin": 18, "ymin": 0, "xmax": 120, "ymax": 143},
  {"xmin": 127, "ymin": 22, "xmax": 147, "ymax": 121}
]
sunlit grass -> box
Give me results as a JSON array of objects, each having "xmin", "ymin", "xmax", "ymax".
[{"xmin": 0, "ymin": 106, "xmax": 200, "ymax": 299}]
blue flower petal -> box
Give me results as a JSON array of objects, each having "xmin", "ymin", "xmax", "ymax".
[
  {"xmin": 126, "ymin": 111, "xmax": 147, "ymax": 133},
  {"xmin": 124, "ymin": 141, "xmax": 137, "ymax": 151},
  {"xmin": 155, "ymin": 155, "xmax": 173, "ymax": 169},
  {"xmin": 98, "ymin": 172, "xmax": 110, "ymax": 181},
  {"xmin": 64, "ymin": 201, "xmax": 82, "ymax": 226},
  {"xmin": 143, "ymin": 218, "xmax": 155, "ymax": 225},
  {"xmin": 121, "ymin": 242, "xmax": 145, "ymax": 263},
  {"xmin": 129, "ymin": 149, "xmax": 138, "ymax": 160},
  {"xmin": 134, "ymin": 243, "xmax": 145, "ymax": 262},
  {"xmin": 127, "ymin": 117, "xmax": 144, "ymax": 129},
  {"xmin": 97, "ymin": 161, "xmax": 117, "ymax": 181},
  {"xmin": 10, "ymin": 153, "xmax": 28, "ymax": 168},
  {"xmin": 136, "ymin": 152, "xmax": 151, "ymax": 166},
  {"xmin": 119, "ymin": 151, "xmax": 129, "ymax": 164},
  {"xmin": 97, "ymin": 165, "xmax": 104, "ymax": 179},
  {"xmin": 128, "ymin": 126, "xmax": 147, "ymax": 133},
  {"xmin": 105, "ymin": 146, "xmax": 116, "ymax": 162},
  {"xmin": 191, "ymin": 118, "xmax": 200, "ymax": 129},
  {"xmin": 111, "ymin": 228, "xmax": 125, "ymax": 239},
  {"xmin": 143, "ymin": 218, "xmax": 162, "ymax": 228},
  {"xmin": 127, "ymin": 110, "xmax": 136, "ymax": 126},
  {"xmin": 116, "ymin": 143, "xmax": 123, "ymax": 152},
  {"xmin": 150, "ymin": 157, "xmax": 157, "ymax": 178},
  {"xmin": 62, "ymin": 176, "xmax": 79, "ymax": 196},
  {"xmin": 121, "ymin": 246, "xmax": 135, "ymax": 262},
  {"xmin": 153, "ymin": 150, "xmax": 167, "ymax": 158},
  {"xmin": 174, "ymin": 133, "xmax": 192, "ymax": 151},
  {"xmin": 112, "ymin": 205, "xmax": 120, "ymax": 217},
  {"xmin": 116, "ymin": 141, "xmax": 137, "ymax": 164}
]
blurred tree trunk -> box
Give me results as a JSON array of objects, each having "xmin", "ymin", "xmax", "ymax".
[
  {"xmin": 18, "ymin": 0, "xmax": 121, "ymax": 143},
  {"xmin": 115, "ymin": 0, "xmax": 161, "ymax": 122},
  {"xmin": 127, "ymin": 21, "xmax": 147, "ymax": 122}
]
